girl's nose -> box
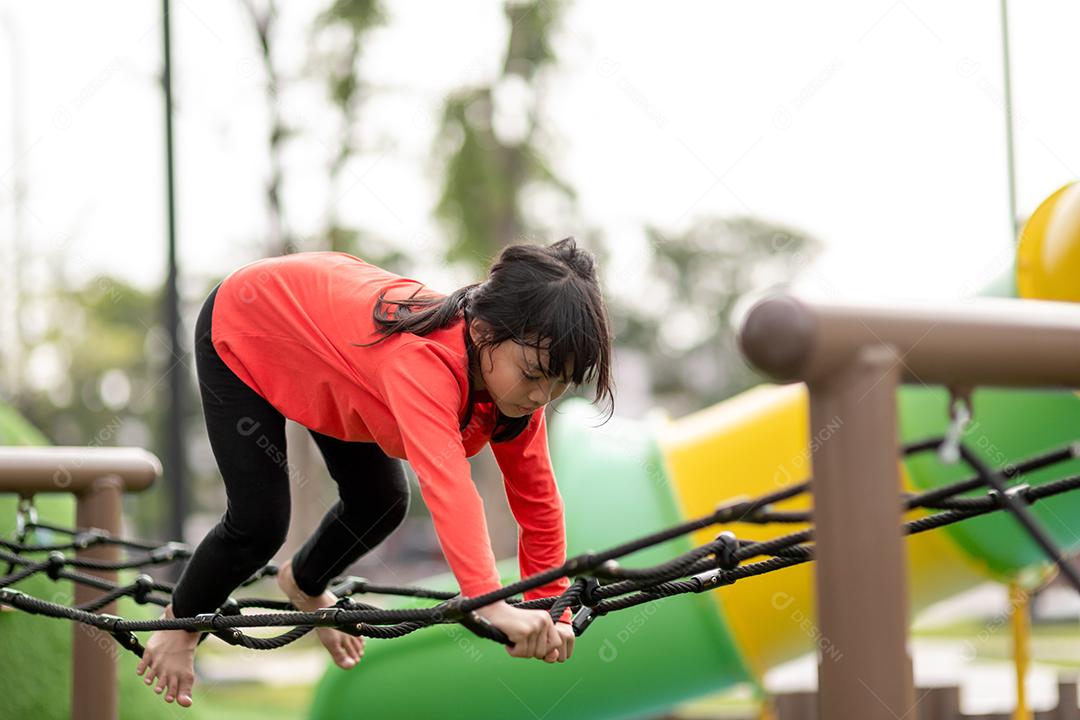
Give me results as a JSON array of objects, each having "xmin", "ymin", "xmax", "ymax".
[{"xmin": 530, "ymin": 384, "xmax": 552, "ymax": 404}]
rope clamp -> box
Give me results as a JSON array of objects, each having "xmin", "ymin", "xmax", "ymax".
[
  {"xmin": 459, "ymin": 609, "xmax": 512, "ymax": 645},
  {"xmin": 14, "ymin": 497, "xmax": 37, "ymax": 539},
  {"xmin": 0, "ymin": 588, "xmax": 25, "ymax": 607},
  {"xmin": 334, "ymin": 577, "xmax": 368, "ymax": 596},
  {"xmin": 565, "ymin": 550, "xmax": 600, "ymax": 576},
  {"xmin": 110, "ymin": 628, "xmax": 143, "ymax": 655},
  {"xmin": 438, "ymin": 596, "xmax": 467, "ymax": 623},
  {"xmin": 939, "ymin": 388, "xmax": 973, "ymax": 464},
  {"xmin": 192, "ymin": 613, "xmax": 222, "ymax": 631},
  {"xmin": 440, "ymin": 596, "xmax": 511, "ymax": 644},
  {"xmin": 332, "ymin": 599, "xmax": 365, "ymax": 637},
  {"xmin": 339, "ymin": 622, "xmax": 365, "ymax": 638},
  {"xmin": 593, "ymin": 559, "xmax": 621, "ymax": 579},
  {"xmin": 571, "ymin": 606, "xmax": 597, "ymax": 637},
  {"xmin": 714, "ymin": 496, "xmax": 752, "ymax": 523},
  {"xmin": 311, "ymin": 607, "xmax": 345, "ymax": 627},
  {"xmin": 988, "ymin": 483, "xmax": 1031, "ymax": 509},
  {"xmin": 97, "ymin": 613, "xmax": 122, "ymax": 630},
  {"xmin": 691, "ymin": 568, "xmax": 734, "ymax": 591},
  {"xmin": 150, "ymin": 541, "xmax": 191, "ymax": 563},
  {"xmin": 73, "ymin": 528, "xmax": 109, "ymax": 549}
]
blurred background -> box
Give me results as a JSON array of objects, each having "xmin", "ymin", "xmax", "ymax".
[{"xmin": 3, "ymin": 1, "xmax": 1080, "ymax": 717}]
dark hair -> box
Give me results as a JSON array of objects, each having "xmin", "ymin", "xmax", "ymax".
[{"xmin": 354, "ymin": 237, "xmax": 614, "ymax": 441}]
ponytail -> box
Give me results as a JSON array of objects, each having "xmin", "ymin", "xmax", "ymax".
[{"xmin": 353, "ymin": 237, "xmax": 614, "ymax": 441}]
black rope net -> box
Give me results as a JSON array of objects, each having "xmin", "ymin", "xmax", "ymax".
[{"xmin": 2, "ymin": 436, "xmax": 1080, "ymax": 660}]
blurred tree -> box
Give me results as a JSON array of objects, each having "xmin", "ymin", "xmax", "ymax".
[
  {"xmin": 433, "ymin": 0, "xmax": 574, "ymax": 269},
  {"xmin": 12, "ymin": 275, "xmax": 202, "ymax": 539},
  {"xmin": 308, "ymin": 0, "xmax": 392, "ymax": 257},
  {"xmin": 609, "ymin": 216, "xmax": 822, "ymax": 416},
  {"xmin": 427, "ymin": 0, "xmax": 581, "ymax": 563},
  {"xmin": 239, "ymin": 0, "xmax": 401, "ymax": 567},
  {"xmin": 240, "ymin": 0, "xmax": 294, "ymax": 256}
]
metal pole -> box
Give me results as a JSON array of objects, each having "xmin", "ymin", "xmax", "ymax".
[
  {"xmin": 809, "ymin": 345, "xmax": 914, "ymax": 720},
  {"xmin": 1010, "ymin": 582, "xmax": 1032, "ymax": 720},
  {"xmin": 0, "ymin": 12, "xmax": 26, "ymax": 399},
  {"xmin": 999, "ymin": 0, "xmax": 1020, "ymax": 242},
  {"xmin": 161, "ymin": 0, "xmax": 187, "ymax": 574}
]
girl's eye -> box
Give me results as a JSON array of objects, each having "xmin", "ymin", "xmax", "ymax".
[{"xmin": 522, "ymin": 371, "xmax": 541, "ymax": 381}]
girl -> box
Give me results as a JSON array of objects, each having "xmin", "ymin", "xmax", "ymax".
[{"xmin": 135, "ymin": 238, "xmax": 614, "ymax": 708}]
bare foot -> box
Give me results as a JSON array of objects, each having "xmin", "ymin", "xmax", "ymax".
[
  {"xmin": 135, "ymin": 604, "xmax": 200, "ymax": 707},
  {"xmin": 277, "ymin": 560, "xmax": 364, "ymax": 670}
]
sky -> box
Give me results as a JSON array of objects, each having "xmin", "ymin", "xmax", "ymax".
[{"xmin": 2, "ymin": 0, "xmax": 1080, "ymax": 329}]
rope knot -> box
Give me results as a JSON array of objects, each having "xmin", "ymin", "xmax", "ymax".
[
  {"xmin": 45, "ymin": 551, "xmax": 65, "ymax": 580},
  {"xmin": 132, "ymin": 574, "xmax": 154, "ymax": 605},
  {"xmin": 579, "ymin": 577, "xmax": 601, "ymax": 607},
  {"xmin": 712, "ymin": 531, "xmax": 739, "ymax": 571}
]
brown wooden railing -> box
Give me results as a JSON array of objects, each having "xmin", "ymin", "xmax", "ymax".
[
  {"xmin": 739, "ymin": 294, "xmax": 1080, "ymax": 720},
  {"xmin": 0, "ymin": 446, "xmax": 161, "ymax": 720}
]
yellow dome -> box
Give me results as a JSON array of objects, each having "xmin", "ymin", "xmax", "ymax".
[{"xmin": 1017, "ymin": 182, "xmax": 1080, "ymax": 302}]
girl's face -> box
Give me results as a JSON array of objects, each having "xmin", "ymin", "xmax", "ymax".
[{"xmin": 469, "ymin": 321, "xmax": 571, "ymax": 418}]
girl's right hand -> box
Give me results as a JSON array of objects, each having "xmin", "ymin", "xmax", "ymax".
[{"xmin": 474, "ymin": 600, "xmax": 562, "ymax": 662}]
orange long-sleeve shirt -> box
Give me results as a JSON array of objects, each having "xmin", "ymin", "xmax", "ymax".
[{"xmin": 210, "ymin": 251, "xmax": 573, "ymax": 620}]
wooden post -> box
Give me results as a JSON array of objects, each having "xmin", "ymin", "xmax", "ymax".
[
  {"xmin": 920, "ymin": 686, "xmax": 961, "ymax": 720},
  {"xmin": 809, "ymin": 346, "xmax": 914, "ymax": 720},
  {"xmin": 73, "ymin": 474, "xmax": 124, "ymax": 720},
  {"xmin": 775, "ymin": 690, "xmax": 817, "ymax": 719},
  {"xmin": 1049, "ymin": 681, "xmax": 1080, "ymax": 720},
  {"xmin": 739, "ymin": 295, "xmax": 1080, "ymax": 720},
  {"xmin": 0, "ymin": 447, "xmax": 160, "ymax": 720}
]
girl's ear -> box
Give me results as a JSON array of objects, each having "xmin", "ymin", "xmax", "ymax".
[{"xmin": 469, "ymin": 318, "xmax": 493, "ymax": 344}]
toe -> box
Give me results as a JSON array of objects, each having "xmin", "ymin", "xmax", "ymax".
[
  {"xmin": 334, "ymin": 645, "xmax": 356, "ymax": 669},
  {"xmin": 177, "ymin": 674, "xmax": 194, "ymax": 707},
  {"xmin": 154, "ymin": 674, "xmax": 168, "ymax": 694}
]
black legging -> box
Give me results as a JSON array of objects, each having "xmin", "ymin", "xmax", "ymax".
[{"xmin": 170, "ymin": 283, "xmax": 412, "ymax": 618}]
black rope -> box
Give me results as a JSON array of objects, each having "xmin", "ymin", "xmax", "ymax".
[
  {"xmin": 2, "ymin": 438, "xmax": 1079, "ymax": 658},
  {"xmin": 957, "ymin": 443, "xmax": 1080, "ymax": 595}
]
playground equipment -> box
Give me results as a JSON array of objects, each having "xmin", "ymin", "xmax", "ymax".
[
  {"xmin": 1017, "ymin": 181, "xmax": 1080, "ymax": 303},
  {"xmin": 307, "ymin": 382, "xmax": 1080, "ymax": 719},
  {"xmin": 4, "ymin": 183, "xmax": 1080, "ymax": 719},
  {"xmin": 310, "ymin": 183, "xmax": 1080, "ymax": 719},
  {"xmin": 0, "ymin": 447, "xmax": 160, "ymax": 720},
  {"xmin": 739, "ymin": 295, "xmax": 1080, "ymax": 718},
  {"xmin": 5, "ymin": 415, "xmax": 1079, "ymax": 720}
]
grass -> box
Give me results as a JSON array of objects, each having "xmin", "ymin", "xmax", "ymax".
[{"xmin": 188, "ymin": 682, "xmax": 315, "ymax": 720}]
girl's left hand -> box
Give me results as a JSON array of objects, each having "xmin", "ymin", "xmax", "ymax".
[{"xmin": 543, "ymin": 621, "xmax": 575, "ymax": 663}]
